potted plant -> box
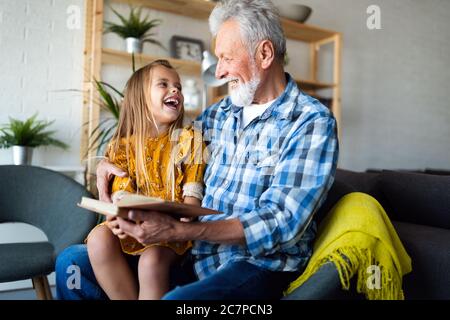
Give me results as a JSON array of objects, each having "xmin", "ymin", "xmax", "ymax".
[
  {"xmin": 87, "ymin": 79, "xmax": 122, "ymax": 156},
  {"xmin": 104, "ymin": 6, "xmax": 164, "ymax": 54},
  {"xmin": 0, "ymin": 113, "xmax": 68, "ymax": 165}
]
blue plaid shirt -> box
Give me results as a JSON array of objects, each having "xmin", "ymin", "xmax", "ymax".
[{"xmin": 192, "ymin": 74, "xmax": 339, "ymax": 280}]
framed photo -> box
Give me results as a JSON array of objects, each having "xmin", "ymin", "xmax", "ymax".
[{"xmin": 170, "ymin": 36, "xmax": 204, "ymax": 62}]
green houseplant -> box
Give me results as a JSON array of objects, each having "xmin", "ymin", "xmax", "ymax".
[
  {"xmin": 0, "ymin": 113, "xmax": 68, "ymax": 165},
  {"xmin": 87, "ymin": 79, "xmax": 122, "ymax": 156},
  {"xmin": 104, "ymin": 6, "xmax": 164, "ymax": 54}
]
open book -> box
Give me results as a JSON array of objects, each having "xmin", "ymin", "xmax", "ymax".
[{"xmin": 78, "ymin": 194, "xmax": 220, "ymax": 219}]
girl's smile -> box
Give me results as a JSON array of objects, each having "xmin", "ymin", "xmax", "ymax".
[{"xmin": 162, "ymin": 94, "xmax": 182, "ymax": 112}]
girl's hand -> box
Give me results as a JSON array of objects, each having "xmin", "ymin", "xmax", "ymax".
[
  {"xmin": 96, "ymin": 159, "xmax": 128, "ymax": 203},
  {"xmin": 106, "ymin": 215, "xmax": 128, "ymax": 239},
  {"xmin": 111, "ymin": 190, "xmax": 131, "ymax": 204},
  {"xmin": 180, "ymin": 217, "xmax": 194, "ymax": 222}
]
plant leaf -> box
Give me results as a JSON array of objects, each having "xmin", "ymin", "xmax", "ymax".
[
  {"xmin": 0, "ymin": 113, "xmax": 67, "ymax": 149},
  {"xmin": 103, "ymin": 6, "xmax": 163, "ymax": 44}
]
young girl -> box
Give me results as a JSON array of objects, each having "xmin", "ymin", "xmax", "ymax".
[{"xmin": 86, "ymin": 60, "xmax": 205, "ymax": 300}]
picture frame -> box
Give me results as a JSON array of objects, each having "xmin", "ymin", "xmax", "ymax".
[{"xmin": 170, "ymin": 36, "xmax": 204, "ymax": 62}]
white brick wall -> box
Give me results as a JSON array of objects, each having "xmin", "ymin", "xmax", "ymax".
[{"xmin": 0, "ymin": 0, "xmax": 84, "ymax": 167}]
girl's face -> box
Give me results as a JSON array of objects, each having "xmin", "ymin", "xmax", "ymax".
[{"xmin": 148, "ymin": 65, "xmax": 184, "ymax": 129}]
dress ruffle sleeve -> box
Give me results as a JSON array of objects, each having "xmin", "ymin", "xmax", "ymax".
[{"xmin": 175, "ymin": 127, "xmax": 206, "ymax": 200}]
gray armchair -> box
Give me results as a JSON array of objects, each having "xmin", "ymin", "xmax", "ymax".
[{"xmin": 0, "ymin": 165, "xmax": 98, "ymax": 299}]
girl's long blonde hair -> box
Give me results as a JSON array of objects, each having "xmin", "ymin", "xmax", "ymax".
[{"xmin": 108, "ymin": 60, "xmax": 184, "ymax": 199}]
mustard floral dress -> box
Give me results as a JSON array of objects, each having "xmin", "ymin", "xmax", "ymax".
[{"xmin": 91, "ymin": 126, "xmax": 205, "ymax": 256}]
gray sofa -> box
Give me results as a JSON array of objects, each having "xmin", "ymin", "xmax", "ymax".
[{"xmin": 285, "ymin": 169, "xmax": 450, "ymax": 300}]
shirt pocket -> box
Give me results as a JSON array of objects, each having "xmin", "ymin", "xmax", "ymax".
[
  {"xmin": 246, "ymin": 150, "xmax": 277, "ymax": 166},
  {"xmin": 242, "ymin": 151, "xmax": 277, "ymax": 197},
  {"xmin": 256, "ymin": 154, "xmax": 278, "ymax": 168},
  {"xmin": 256, "ymin": 154, "xmax": 277, "ymax": 180},
  {"xmin": 247, "ymin": 151, "xmax": 278, "ymax": 175}
]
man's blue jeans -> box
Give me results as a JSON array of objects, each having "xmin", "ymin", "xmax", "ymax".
[{"xmin": 55, "ymin": 244, "xmax": 301, "ymax": 300}]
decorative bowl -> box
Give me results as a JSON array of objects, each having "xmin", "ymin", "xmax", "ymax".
[{"xmin": 276, "ymin": 4, "xmax": 312, "ymax": 23}]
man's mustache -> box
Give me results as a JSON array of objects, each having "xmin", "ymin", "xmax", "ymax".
[{"xmin": 224, "ymin": 77, "xmax": 239, "ymax": 84}]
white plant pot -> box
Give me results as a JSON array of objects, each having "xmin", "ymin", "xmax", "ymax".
[
  {"xmin": 125, "ymin": 37, "xmax": 143, "ymax": 54},
  {"xmin": 12, "ymin": 146, "xmax": 33, "ymax": 165}
]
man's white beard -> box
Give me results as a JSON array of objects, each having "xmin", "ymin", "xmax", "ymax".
[{"xmin": 229, "ymin": 75, "xmax": 261, "ymax": 107}]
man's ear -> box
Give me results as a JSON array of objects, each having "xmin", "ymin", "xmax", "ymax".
[{"xmin": 256, "ymin": 40, "xmax": 275, "ymax": 70}]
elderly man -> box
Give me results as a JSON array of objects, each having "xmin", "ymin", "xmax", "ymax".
[{"xmin": 56, "ymin": 0, "xmax": 338, "ymax": 300}]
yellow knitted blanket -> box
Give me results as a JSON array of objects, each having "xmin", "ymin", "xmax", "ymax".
[{"xmin": 285, "ymin": 192, "xmax": 412, "ymax": 300}]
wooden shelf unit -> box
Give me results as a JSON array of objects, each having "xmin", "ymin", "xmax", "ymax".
[
  {"xmin": 82, "ymin": 0, "xmax": 342, "ymax": 189},
  {"xmin": 102, "ymin": 48, "xmax": 201, "ymax": 75},
  {"xmin": 295, "ymin": 79, "xmax": 336, "ymax": 91},
  {"xmin": 111, "ymin": 0, "xmax": 214, "ymax": 20}
]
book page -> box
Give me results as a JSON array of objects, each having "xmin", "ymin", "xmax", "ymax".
[{"xmin": 116, "ymin": 194, "xmax": 163, "ymax": 207}]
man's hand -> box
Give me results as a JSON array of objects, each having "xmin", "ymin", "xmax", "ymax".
[
  {"xmin": 96, "ymin": 159, "xmax": 127, "ymax": 203},
  {"xmin": 117, "ymin": 209, "xmax": 246, "ymax": 246},
  {"xmin": 117, "ymin": 210, "xmax": 179, "ymax": 245}
]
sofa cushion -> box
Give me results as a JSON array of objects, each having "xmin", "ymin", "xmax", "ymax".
[
  {"xmin": 335, "ymin": 169, "xmax": 379, "ymax": 195},
  {"xmin": 393, "ymin": 221, "xmax": 450, "ymax": 299},
  {"xmin": 377, "ymin": 171, "xmax": 450, "ymax": 229}
]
